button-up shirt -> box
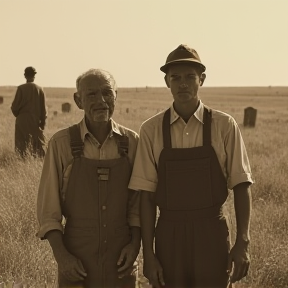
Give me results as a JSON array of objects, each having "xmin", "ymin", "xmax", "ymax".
[
  {"xmin": 129, "ymin": 100, "xmax": 253, "ymax": 192},
  {"xmin": 37, "ymin": 118, "xmax": 139, "ymax": 239}
]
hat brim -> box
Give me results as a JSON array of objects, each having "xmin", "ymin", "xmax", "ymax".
[
  {"xmin": 160, "ymin": 59, "xmax": 206, "ymax": 73},
  {"xmin": 24, "ymin": 72, "xmax": 37, "ymax": 75}
]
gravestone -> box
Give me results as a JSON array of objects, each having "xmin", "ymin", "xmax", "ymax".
[
  {"xmin": 0, "ymin": 96, "xmax": 3, "ymax": 104},
  {"xmin": 62, "ymin": 102, "xmax": 71, "ymax": 113},
  {"xmin": 244, "ymin": 107, "xmax": 257, "ymax": 127}
]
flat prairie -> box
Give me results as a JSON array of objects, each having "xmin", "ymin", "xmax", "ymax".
[{"xmin": 0, "ymin": 86, "xmax": 288, "ymax": 288}]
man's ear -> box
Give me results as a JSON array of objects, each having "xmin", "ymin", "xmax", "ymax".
[
  {"xmin": 73, "ymin": 92, "xmax": 83, "ymax": 109},
  {"xmin": 200, "ymin": 73, "xmax": 206, "ymax": 86},
  {"xmin": 164, "ymin": 75, "xmax": 170, "ymax": 88}
]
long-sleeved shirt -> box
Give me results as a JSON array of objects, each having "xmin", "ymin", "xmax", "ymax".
[
  {"xmin": 129, "ymin": 100, "xmax": 253, "ymax": 192},
  {"xmin": 37, "ymin": 118, "xmax": 140, "ymax": 239}
]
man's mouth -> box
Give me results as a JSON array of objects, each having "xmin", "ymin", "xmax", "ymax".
[
  {"xmin": 92, "ymin": 107, "xmax": 108, "ymax": 111},
  {"xmin": 91, "ymin": 108, "xmax": 109, "ymax": 122}
]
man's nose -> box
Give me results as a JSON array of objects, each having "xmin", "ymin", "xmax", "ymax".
[
  {"xmin": 93, "ymin": 93, "xmax": 106, "ymax": 103},
  {"xmin": 180, "ymin": 82, "xmax": 188, "ymax": 88}
]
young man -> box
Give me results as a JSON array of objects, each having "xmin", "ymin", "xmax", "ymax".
[
  {"xmin": 11, "ymin": 66, "xmax": 47, "ymax": 158},
  {"xmin": 129, "ymin": 44, "xmax": 253, "ymax": 288},
  {"xmin": 37, "ymin": 69, "xmax": 141, "ymax": 288}
]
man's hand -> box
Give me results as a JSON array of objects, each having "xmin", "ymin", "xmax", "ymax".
[
  {"xmin": 117, "ymin": 242, "xmax": 140, "ymax": 278},
  {"xmin": 143, "ymin": 254, "xmax": 165, "ymax": 288},
  {"xmin": 227, "ymin": 240, "xmax": 250, "ymax": 283},
  {"xmin": 56, "ymin": 249, "xmax": 87, "ymax": 282},
  {"xmin": 46, "ymin": 230, "xmax": 87, "ymax": 282}
]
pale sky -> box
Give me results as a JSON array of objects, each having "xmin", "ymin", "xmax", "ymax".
[{"xmin": 1, "ymin": 0, "xmax": 287, "ymax": 88}]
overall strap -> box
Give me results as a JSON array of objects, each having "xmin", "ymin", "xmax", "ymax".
[
  {"xmin": 162, "ymin": 108, "xmax": 172, "ymax": 148},
  {"xmin": 115, "ymin": 134, "xmax": 129, "ymax": 157},
  {"xmin": 203, "ymin": 106, "xmax": 212, "ymax": 146},
  {"xmin": 69, "ymin": 124, "xmax": 84, "ymax": 158},
  {"xmin": 163, "ymin": 106, "xmax": 212, "ymax": 148}
]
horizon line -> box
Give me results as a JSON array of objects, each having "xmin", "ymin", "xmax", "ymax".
[{"xmin": 1, "ymin": 85, "xmax": 288, "ymax": 89}]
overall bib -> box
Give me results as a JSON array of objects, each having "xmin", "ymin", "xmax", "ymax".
[
  {"xmin": 155, "ymin": 107, "xmax": 230, "ymax": 288},
  {"xmin": 59, "ymin": 125, "xmax": 136, "ymax": 288}
]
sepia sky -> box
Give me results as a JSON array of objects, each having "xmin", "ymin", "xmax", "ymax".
[{"xmin": 0, "ymin": 0, "xmax": 288, "ymax": 88}]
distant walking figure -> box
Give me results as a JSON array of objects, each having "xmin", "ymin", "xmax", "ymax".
[{"xmin": 11, "ymin": 66, "xmax": 47, "ymax": 158}]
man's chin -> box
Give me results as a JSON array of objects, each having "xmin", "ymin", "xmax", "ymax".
[{"xmin": 91, "ymin": 117, "xmax": 109, "ymax": 123}]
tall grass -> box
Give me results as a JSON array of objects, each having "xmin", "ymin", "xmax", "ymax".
[
  {"xmin": 1, "ymin": 86, "xmax": 288, "ymax": 287},
  {"xmin": 0, "ymin": 152, "xmax": 57, "ymax": 287}
]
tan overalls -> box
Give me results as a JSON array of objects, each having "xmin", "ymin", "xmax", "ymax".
[{"xmin": 59, "ymin": 125, "xmax": 136, "ymax": 288}]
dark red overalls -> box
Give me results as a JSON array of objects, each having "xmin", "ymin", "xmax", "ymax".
[
  {"xmin": 59, "ymin": 125, "xmax": 136, "ymax": 288},
  {"xmin": 155, "ymin": 107, "xmax": 230, "ymax": 288}
]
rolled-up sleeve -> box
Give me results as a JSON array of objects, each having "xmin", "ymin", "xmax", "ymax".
[
  {"xmin": 128, "ymin": 125, "xmax": 158, "ymax": 192},
  {"xmin": 225, "ymin": 118, "xmax": 254, "ymax": 189},
  {"xmin": 36, "ymin": 138, "xmax": 64, "ymax": 239}
]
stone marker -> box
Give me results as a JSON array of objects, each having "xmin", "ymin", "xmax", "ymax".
[
  {"xmin": 243, "ymin": 107, "xmax": 257, "ymax": 127},
  {"xmin": 53, "ymin": 111, "xmax": 58, "ymax": 116},
  {"xmin": 62, "ymin": 102, "xmax": 71, "ymax": 113},
  {"xmin": 126, "ymin": 108, "xmax": 129, "ymax": 113},
  {"xmin": 0, "ymin": 96, "xmax": 3, "ymax": 104}
]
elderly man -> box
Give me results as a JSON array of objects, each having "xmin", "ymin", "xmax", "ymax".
[
  {"xmin": 129, "ymin": 44, "xmax": 253, "ymax": 288},
  {"xmin": 37, "ymin": 69, "xmax": 140, "ymax": 288},
  {"xmin": 11, "ymin": 66, "xmax": 46, "ymax": 158}
]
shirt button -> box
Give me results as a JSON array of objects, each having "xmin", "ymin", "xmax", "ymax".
[
  {"xmin": 186, "ymin": 132, "xmax": 189, "ymax": 135},
  {"xmin": 102, "ymin": 205, "xmax": 106, "ymax": 210},
  {"xmin": 104, "ymin": 240, "xmax": 107, "ymax": 244},
  {"xmin": 103, "ymin": 224, "xmax": 107, "ymax": 227}
]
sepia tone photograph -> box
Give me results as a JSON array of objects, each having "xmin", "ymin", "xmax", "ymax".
[{"xmin": 0, "ymin": 1, "xmax": 287, "ymax": 287}]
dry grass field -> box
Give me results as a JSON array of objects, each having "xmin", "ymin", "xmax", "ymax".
[{"xmin": 0, "ymin": 85, "xmax": 288, "ymax": 288}]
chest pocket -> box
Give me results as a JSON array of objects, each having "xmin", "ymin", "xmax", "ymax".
[{"xmin": 165, "ymin": 157, "xmax": 213, "ymax": 210}]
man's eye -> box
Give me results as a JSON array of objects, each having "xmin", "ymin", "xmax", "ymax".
[
  {"xmin": 102, "ymin": 90, "xmax": 113, "ymax": 97},
  {"xmin": 188, "ymin": 74, "xmax": 196, "ymax": 79}
]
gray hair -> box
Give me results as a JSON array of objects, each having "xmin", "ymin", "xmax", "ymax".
[{"xmin": 76, "ymin": 68, "xmax": 117, "ymax": 93}]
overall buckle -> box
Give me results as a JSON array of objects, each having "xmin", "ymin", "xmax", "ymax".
[{"xmin": 97, "ymin": 168, "xmax": 110, "ymax": 181}]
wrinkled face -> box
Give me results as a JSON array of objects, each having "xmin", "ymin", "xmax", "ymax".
[
  {"xmin": 165, "ymin": 63, "xmax": 205, "ymax": 105},
  {"xmin": 78, "ymin": 73, "xmax": 117, "ymax": 123}
]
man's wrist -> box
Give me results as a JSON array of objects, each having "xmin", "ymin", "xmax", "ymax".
[
  {"xmin": 235, "ymin": 236, "xmax": 250, "ymax": 246},
  {"xmin": 143, "ymin": 250, "xmax": 155, "ymax": 259},
  {"xmin": 130, "ymin": 226, "xmax": 141, "ymax": 247}
]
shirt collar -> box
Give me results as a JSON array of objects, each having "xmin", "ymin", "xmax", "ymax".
[
  {"xmin": 79, "ymin": 118, "xmax": 123, "ymax": 141},
  {"xmin": 170, "ymin": 100, "xmax": 204, "ymax": 125}
]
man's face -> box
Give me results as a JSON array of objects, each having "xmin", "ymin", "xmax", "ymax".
[
  {"xmin": 78, "ymin": 73, "xmax": 116, "ymax": 123},
  {"xmin": 165, "ymin": 63, "xmax": 205, "ymax": 105}
]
